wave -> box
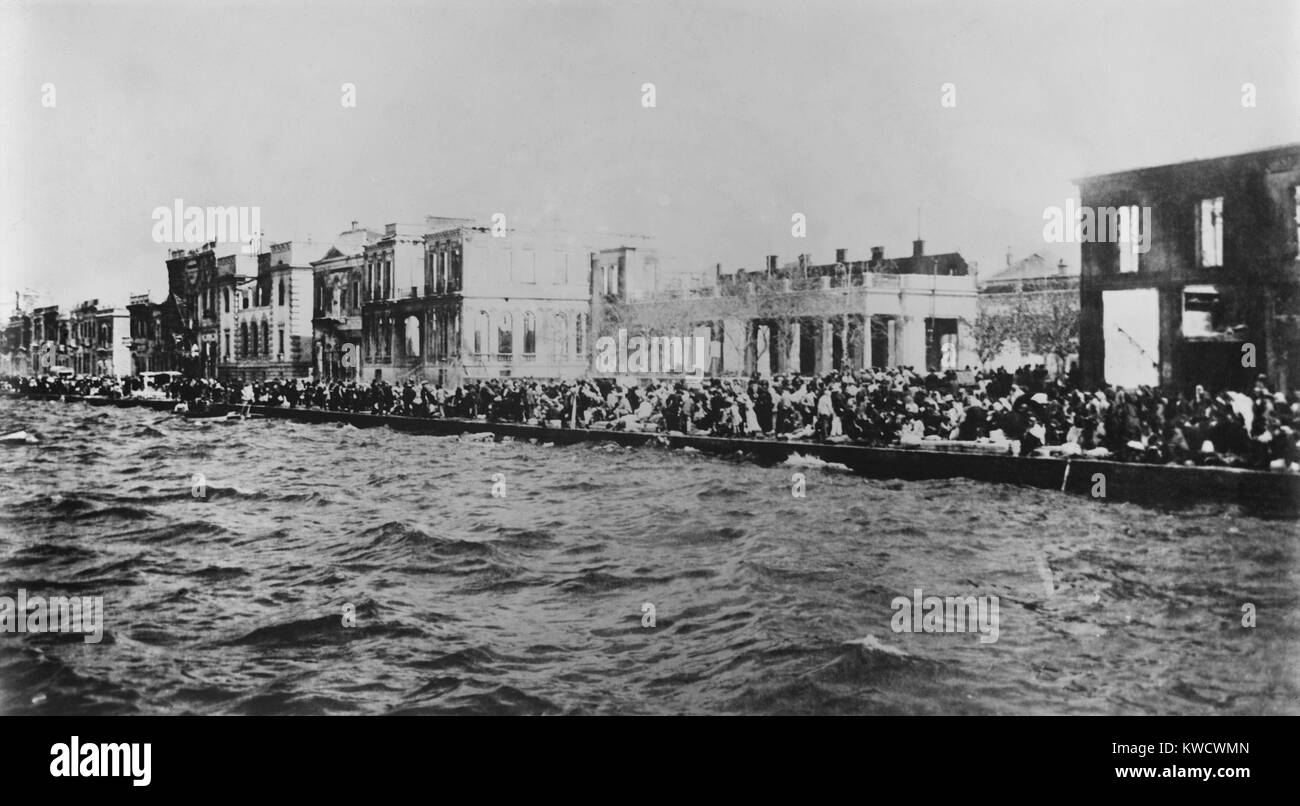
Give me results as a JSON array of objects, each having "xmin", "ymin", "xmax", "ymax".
[
  {"xmin": 219, "ymin": 603, "xmax": 424, "ymax": 649},
  {"xmin": 390, "ymin": 684, "xmax": 564, "ymax": 716}
]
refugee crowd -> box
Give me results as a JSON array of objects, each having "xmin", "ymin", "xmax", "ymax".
[{"xmin": 5, "ymin": 366, "xmax": 1299, "ymax": 471}]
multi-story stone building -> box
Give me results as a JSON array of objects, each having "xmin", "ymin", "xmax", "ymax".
[
  {"xmin": 359, "ymin": 219, "xmax": 599, "ymax": 384},
  {"xmin": 359, "ymin": 217, "xmax": 469, "ymax": 383},
  {"xmin": 67, "ymin": 300, "xmax": 131, "ymax": 376},
  {"xmin": 127, "ymin": 293, "xmax": 175, "ymax": 374},
  {"xmin": 30, "ymin": 305, "xmax": 69, "ymax": 375},
  {"xmin": 312, "ymin": 222, "xmax": 381, "ymax": 382},
  {"xmin": 423, "ymin": 224, "xmax": 600, "ymax": 384},
  {"xmin": 68, "ymin": 301, "xmax": 98, "ymax": 375},
  {"xmin": 1077, "ymin": 143, "xmax": 1300, "ymax": 391},
  {"xmin": 226, "ymin": 240, "xmax": 326, "ymax": 383},
  {"xmin": 1, "ymin": 294, "xmax": 34, "ymax": 376},
  {"xmin": 214, "ymin": 251, "xmax": 258, "ymax": 378},
  {"xmin": 164, "ymin": 244, "xmax": 220, "ymax": 377}
]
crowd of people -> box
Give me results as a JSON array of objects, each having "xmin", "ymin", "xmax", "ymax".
[{"xmin": 5, "ymin": 365, "xmax": 1299, "ymax": 472}]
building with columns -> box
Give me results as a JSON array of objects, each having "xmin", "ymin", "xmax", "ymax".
[{"xmin": 597, "ymin": 240, "xmax": 979, "ymax": 379}]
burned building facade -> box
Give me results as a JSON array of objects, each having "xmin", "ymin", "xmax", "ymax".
[
  {"xmin": 597, "ymin": 240, "xmax": 980, "ymax": 379},
  {"xmin": 1077, "ymin": 143, "xmax": 1300, "ymax": 392}
]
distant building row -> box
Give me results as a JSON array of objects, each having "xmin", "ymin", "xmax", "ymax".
[
  {"xmin": 117, "ymin": 218, "xmax": 651, "ymax": 387},
  {"xmin": 1, "ymin": 298, "xmax": 130, "ymax": 378},
  {"xmin": 2, "ymin": 224, "xmax": 984, "ymax": 384}
]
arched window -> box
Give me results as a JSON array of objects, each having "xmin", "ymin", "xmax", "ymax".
[
  {"xmin": 575, "ymin": 313, "xmax": 586, "ymax": 355},
  {"xmin": 262, "ymin": 321, "xmax": 270, "ymax": 355},
  {"xmin": 475, "ymin": 311, "xmax": 489, "ymax": 355},
  {"xmin": 498, "ymin": 312, "xmax": 513, "ymax": 355},
  {"xmin": 404, "ymin": 315, "xmax": 420, "ymax": 358},
  {"xmin": 223, "ymin": 288, "xmax": 230, "ymax": 313},
  {"xmin": 523, "ymin": 312, "xmax": 536, "ymax": 355},
  {"xmin": 278, "ymin": 280, "xmax": 285, "ymax": 306},
  {"xmin": 240, "ymin": 323, "xmax": 248, "ymax": 357},
  {"xmin": 553, "ymin": 313, "xmax": 567, "ymax": 357}
]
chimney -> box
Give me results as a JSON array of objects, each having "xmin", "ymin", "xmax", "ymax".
[
  {"xmin": 870, "ymin": 246, "xmax": 884, "ymax": 262},
  {"xmin": 1006, "ymin": 248, "xmax": 1012, "ymax": 267},
  {"xmin": 1057, "ymin": 259, "xmax": 1067, "ymax": 276},
  {"xmin": 351, "ymin": 220, "xmax": 359, "ymax": 230},
  {"xmin": 912, "ymin": 239, "xmax": 925, "ymax": 259},
  {"xmin": 835, "ymin": 248, "xmax": 847, "ymax": 264},
  {"xmin": 766, "ymin": 255, "xmax": 777, "ymax": 273}
]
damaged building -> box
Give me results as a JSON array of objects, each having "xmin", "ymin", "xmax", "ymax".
[{"xmin": 1077, "ymin": 143, "xmax": 1300, "ymax": 391}]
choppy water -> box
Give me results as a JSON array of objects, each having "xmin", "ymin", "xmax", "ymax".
[{"xmin": 0, "ymin": 397, "xmax": 1297, "ymax": 715}]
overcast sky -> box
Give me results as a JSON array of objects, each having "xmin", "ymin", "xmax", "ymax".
[{"xmin": 1, "ymin": 0, "xmax": 1297, "ymax": 315}]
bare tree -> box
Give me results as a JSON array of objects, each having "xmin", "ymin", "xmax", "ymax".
[
  {"xmin": 975, "ymin": 280, "xmax": 1079, "ymax": 369},
  {"xmin": 598, "ymin": 291, "xmax": 703, "ymax": 336},
  {"xmin": 969, "ymin": 309, "xmax": 1016, "ymax": 366},
  {"xmin": 1020, "ymin": 285, "xmax": 1079, "ymax": 367}
]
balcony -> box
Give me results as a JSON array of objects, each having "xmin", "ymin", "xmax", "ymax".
[{"xmin": 466, "ymin": 353, "xmax": 536, "ymax": 363}]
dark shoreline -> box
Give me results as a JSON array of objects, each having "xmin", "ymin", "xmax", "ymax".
[{"xmin": 7, "ymin": 391, "xmax": 1299, "ymax": 519}]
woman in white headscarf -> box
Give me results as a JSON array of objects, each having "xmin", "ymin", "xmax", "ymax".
[{"xmin": 737, "ymin": 389, "xmax": 760, "ymax": 435}]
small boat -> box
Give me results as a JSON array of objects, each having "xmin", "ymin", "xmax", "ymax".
[{"xmin": 0, "ymin": 430, "xmax": 39, "ymax": 444}]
